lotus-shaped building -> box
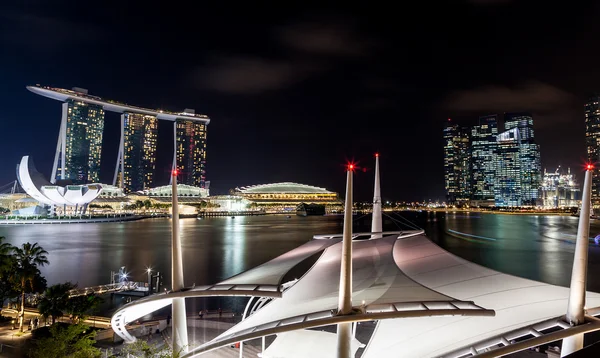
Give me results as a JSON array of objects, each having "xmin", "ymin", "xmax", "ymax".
[{"xmin": 16, "ymin": 156, "xmax": 102, "ymax": 213}]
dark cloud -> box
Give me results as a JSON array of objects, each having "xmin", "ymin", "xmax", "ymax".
[
  {"xmin": 442, "ymin": 81, "xmax": 576, "ymax": 118},
  {"xmin": 0, "ymin": 10, "xmax": 103, "ymax": 52},
  {"xmin": 277, "ymin": 20, "xmax": 374, "ymax": 57},
  {"xmin": 192, "ymin": 56, "xmax": 322, "ymax": 95}
]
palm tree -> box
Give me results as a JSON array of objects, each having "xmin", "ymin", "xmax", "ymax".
[
  {"xmin": 13, "ymin": 243, "xmax": 49, "ymax": 332},
  {"xmin": 0, "ymin": 237, "xmax": 16, "ymax": 306},
  {"xmin": 38, "ymin": 282, "xmax": 75, "ymax": 325}
]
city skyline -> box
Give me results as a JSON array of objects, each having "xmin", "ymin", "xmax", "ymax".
[{"xmin": 1, "ymin": 2, "xmax": 600, "ymax": 201}]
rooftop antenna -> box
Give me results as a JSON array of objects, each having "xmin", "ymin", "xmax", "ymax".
[{"xmin": 561, "ymin": 164, "xmax": 593, "ymax": 357}]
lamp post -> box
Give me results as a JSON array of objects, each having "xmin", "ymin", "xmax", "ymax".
[{"xmin": 146, "ymin": 268, "xmax": 152, "ymax": 296}]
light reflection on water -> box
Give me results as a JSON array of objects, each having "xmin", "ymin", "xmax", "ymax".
[{"xmin": 3, "ymin": 212, "xmax": 600, "ymax": 313}]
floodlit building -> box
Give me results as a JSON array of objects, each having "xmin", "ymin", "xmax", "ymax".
[
  {"xmin": 443, "ymin": 120, "xmax": 471, "ymax": 205},
  {"xmin": 504, "ymin": 112, "xmax": 541, "ymax": 205},
  {"xmin": 115, "ymin": 113, "xmax": 159, "ymax": 193},
  {"xmin": 16, "ymin": 156, "xmax": 102, "ymax": 215},
  {"xmin": 585, "ymin": 95, "xmax": 600, "ymax": 206},
  {"xmin": 175, "ymin": 114, "xmax": 208, "ymax": 188},
  {"xmin": 495, "ymin": 128, "xmax": 522, "ymax": 206},
  {"xmin": 470, "ymin": 115, "xmax": 498, "ymax": 206},
  {"xmin": 27, "ymin": 85, "xmax": 210, "ymax": 191},
  {"xmin": 540, "ymin": 167, "xmax": 580, "ymax": 208},
  {"xmin": 146, "ymin": 184, "xmax": 209, "ymax": 198},
  {"xmin": 57, "ymin": 96, "xmax": 105, "ymax": 184},
  {"xmin": 233, "ymin": 182, "xmax": 341, "ymax": 212}
]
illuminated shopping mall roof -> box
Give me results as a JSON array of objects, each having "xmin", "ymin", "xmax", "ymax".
[
  {"xmin": 27, "ymin": 85, "xmax": 210, "ymax": 123},
  {"xmin": 235, "ymin": 182, "xmax": 334, "ymax": 194}
]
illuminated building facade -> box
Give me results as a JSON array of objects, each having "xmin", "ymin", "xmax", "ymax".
[
  {"xmin": 120, "ymin": 113, "xmax": 158, "ymax": 192},
  {"xmin": 233, "ymin": 182, "xmax": 341, "ymax": 212},
  {"xmin": 495, "ymin": 128, "xmax": 522, "ymax": 206},
  {"xmin": 58, "ymin": 98, "xmax": 105, "ymax": 184},
  {"xmin": 443, "ymin": 121, "xmax": 471, "ymax": 205},
  {"xmin": 175, "ymin": 116, "xmax": 207, "ymax": 188},
  {"xmin": 28, "ymin": 85, "xmax": 211, "ymax": 192},
  {"xmin": 585, "ymin": 95, "xmax": 600, "ymax": 205},
  {"xmin": 504, "ymin": 113, "xmax": 541, "ymax": 205},
  {"xmin": 540, "ymin": 167, "xmax": 580, "ymax": 208},
  {"xmin": 470, "ymin": 115, "xmax": 498, "ymax": 203}
]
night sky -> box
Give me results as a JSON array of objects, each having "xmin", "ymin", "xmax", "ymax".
[{"xmin": 1, "ymin": 1, "xmax": 600, "ymax": 201}]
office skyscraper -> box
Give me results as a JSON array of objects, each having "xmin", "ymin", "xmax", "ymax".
[
  {"xmin": 495, "ymin": 128, "xmax": 522, "ymax": 206},
  {"xmin": 58, "ymin": 99, "xmax": 105, "ymax": 184},
  {"xmin": 121, "ymin": 113, "xmax": 158, "ymax": 192},
  {"xmin": 443, "ymin": 121, "xmax": 471, "ymax": 205},
  {"xmin": 176, "ymin": 118, "xmax": 208, "ymax": 188},
  {"xmin": 504, "ymin": 112, "xmax": 541, "ymax": 205},
  {"xmin": 470, "ymin": 115, "xmax": 498, "ymax": 203},
  {"xmin": 585, "ymin": 95, "xmax": 600, "ymax": 205}
]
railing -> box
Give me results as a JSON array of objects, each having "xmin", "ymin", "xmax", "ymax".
[{"xmin": 69, "ymin": 281, "xmax": 147, "ymax": 297}]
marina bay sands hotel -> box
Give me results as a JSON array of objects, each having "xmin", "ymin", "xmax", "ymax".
[{"xmin": 27, "ymin": 85, "xmax": 210, "ymax": 193}]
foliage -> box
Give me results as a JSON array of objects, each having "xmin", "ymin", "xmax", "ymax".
[
  {"xmin": 12, "ymin": 242, "xmax": 49, "ymax": 332},
  {"xmin": 0, "ymin": 237, "xmax": 18, "ymax": 303},
  {"xmin": 28, "ymin": 323, "xmax": 101, "ymax": 358},
  {"xmin": 66, "ymin": 294, "xmax": 103, "ymax": 323},
  {"xmin": 121, "ymin": 339, "xmax": 182, "ymax": 358},
  {"xmin": 38, "ymin": 282, "xmax": 76, "ymax": 324}
]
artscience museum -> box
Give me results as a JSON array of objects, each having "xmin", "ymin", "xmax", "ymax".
[{"xmin": 16, "ymin": 156, "xmax": 102, "ymax": 215}]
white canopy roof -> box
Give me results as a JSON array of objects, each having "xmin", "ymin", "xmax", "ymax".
[
  {"xmin": 259, "ymin": 330, "xmax": 364, "ymax": 358},
  {"xmin": 361, "ymin": 234, "xmax": 600, "ymax": 358}
]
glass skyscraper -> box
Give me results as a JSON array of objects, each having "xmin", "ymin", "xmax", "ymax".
[
  {"xmin": 176, "ymin": 119, "xmax": 208, "ymax": 188},
  {"xmin": 122, "ymin": 113, "xmax": 158, "ymax": 192},
  {"xmin": 504, "ymin": 112, "xmax": 541, "ymax": 205},
  {"xmin": 443, "ymin": 121, "xmax": 471, "ymax": 205},
  {"xmin": 495, "ymin": 128, "xmax": 522, "ymax": 206},
  {"xmin": 60, "ymin": 99, "xmax": 105, "ymax": 184},
  {"xmin": 470, "ymin": 115, "xmax": 498, "ymax": 203},
  {"xmin": 493, "ymin": 113, "xmax": 541, "ymax": 207},
  {"xmin": 585, "ymin": 95, "xmax": 600, "ymax": 205}
]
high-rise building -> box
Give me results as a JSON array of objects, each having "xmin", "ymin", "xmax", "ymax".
[
  {"xmin": 28, "ymin": 85, "xmax": 210, "ymax": 191},
  {"xmin": 176, "ymin": 116, "xmax": 208, "ymax": 188},
  {"xmin": 495, "ymin": 128, "xmax": 522, "ymax": 206},
  {"xmin": 443, "ymin": 121, "xmax": 471, "ymax": 205},
  {"xmin": 504, "ymin": 112, "xmax": 541, "ymax": 205},
  {"xmin": 540, "ymin": 167, "xmax": 580, "ymax": 208},
  {"xmin": 59, "ymin": 99, "xmax": 105, "ymax": 184},
  {"xmin": 585, "ymin": 95, "xmax": 600, "ymax": 205},
  {"xmin": 121, "ymin": 113, "xmax": 158, "ymax": 192},
  {"xmin": 470, "ymin": 115, "xmax": 498, "ymax": 204}
]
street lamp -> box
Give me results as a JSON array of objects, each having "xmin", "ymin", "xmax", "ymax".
[{"xmin": 146, "ymin": 267, "xmax": 153, "ymax": 295}]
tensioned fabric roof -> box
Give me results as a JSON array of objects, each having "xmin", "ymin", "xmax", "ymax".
[
  {"xmin": 361, "ymin": 235, "xmax": 600, "ymax": 358},
  {"xmin": 211, "ymin": 234, "xmax": 458, "ymax": 341},
  {"xmin": 197, "ymin": 233, "xmax": 600, "ymax": 358},
  {"xmin": 236, "ymin": 182, "xmax": 334, "ymax": 194}
]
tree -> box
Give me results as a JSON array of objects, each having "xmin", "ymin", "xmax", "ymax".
[
  {"xmin": 12, "ymin": 242, "xmax": 49, "ymax": 332},
  {"xmin": 28, "ymin": 323, "xmax": 101, "ymax": 358},
  {"xmin": 67, "ymin": 294, "xmax": 103, "ymax": 323},
  {"xmin": 121, "ymin": 339, "xmax": 182, "ymax": 358},
  {"xmin": 38, "ymin": 282, "xmax": 75, "ymax": 325},
  {"xmin": 0, "ymin": 237, "xmax": 17, "ymax": 303}
]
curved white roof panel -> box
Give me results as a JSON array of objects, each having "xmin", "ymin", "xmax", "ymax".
[
  {"xmin": 361, "ymin": 234, "xmax": 600, "ymax": 358},
  {"xmin": 16, "ymin": 156, "xmax": 102, "ymax": 207},
  {"xmin": 214, "ymin": 234, "xmax": 459, "ymax": 341},
  {"xmin": 27, "ymin": 85, "xmax": 210, "ymax": 124},
  {"xmin": 236, "ymin": 182, "xmax": 334, "ymax": 194}
]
